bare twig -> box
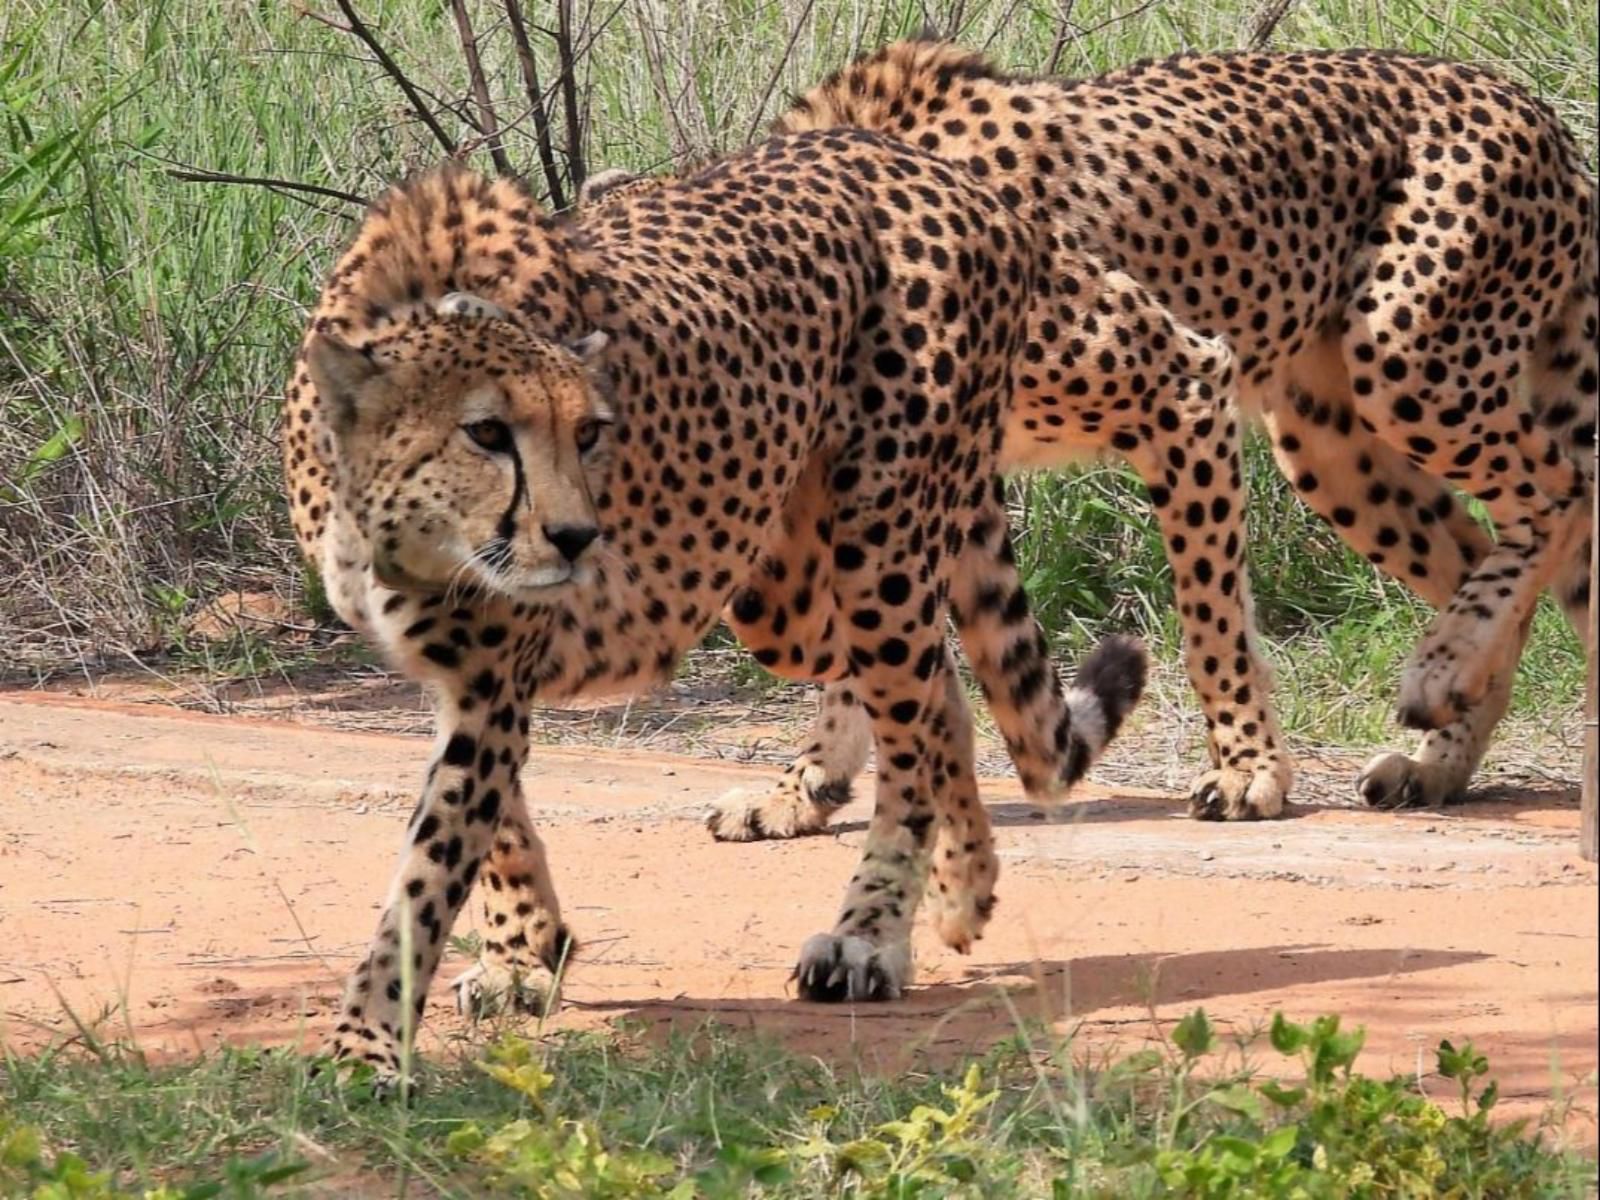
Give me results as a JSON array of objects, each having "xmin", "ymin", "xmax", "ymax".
[
  {"xmin": 1044, "ymin": 4, "xmax": 1072, "ymax": 73},
  {"xmin": 504, "ymin": 0, "xmax": 567, "ymax": 208},
  {"xmin": 449, "ymin": 0, "xmax": 513, "ymax": 175},
  {"xmin": 948, "ymin": 0, "xmax": 972, "ymax": 38},
  {"xmin": 633, "ymin": 6, "xmax": 693, "ymax": 160},
  {"xmin": 1073, "ymin": 0, "xmax": 1161, "ymax": 42},
  {"xmin": 329, "ymin": 0, "xmax": 459, "ymax": 156},
  {"xmin": 555, "ymin": 0, "xmax": 587, "ymax": 193},
  {"xmin": 743, "ymin": 0, "xmax": 818, "ymax": 144},
  {"xmin": 981, "ymin": 0, "xmax": 1031, "ymax": 51},
  {"xmin": 295, "ymin": 7, "xmax": 351, "ymax": 34},
  {"xmin": 1248, "ymin": 0, "xmax": 1296, "ymax": 47},
  {"xmin": 165, "ymin": 167, "xmax": 367, "ymax": 208},
  {"xmin": 1045, "ymin": 0, "xmax": 1078, "ymax": 74}
]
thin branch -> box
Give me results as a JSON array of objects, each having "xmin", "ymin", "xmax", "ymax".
[
  {"xmin": 556, "ymin": 0, "xmax": 587, "ymax": 193},
  {"xmin": 165, "ymin": 167, "xmax": 367, "ymax": 208},
  {"xmin": 1248, "ymin": 0, "xmax": 1295, "ymax": 47},
  {"xmin": 634, "ymin": 6, "xmax": 692, "ymax": 161},
  {"xmin": 450, "ymin": 0, "xmax": 513, "ymax": 175},
  {"xmin": 1045, "ymin": 0, "xmax": 1078, "ymax": 74},
  {"xmin": 504, "ymin": 0, "xmax": 567, "ymax": 208},
  {"xmin": 981, "ymin": 0, "xmax": 1031, "ymax": 51},
  {"xmin": 743, "ymin": 0, "xmax": 817, "ymax": 144},
  {"xmin": 1072, "ymin": 0, "xmax": 1160, "ymax": 42},
  {"xmin": 575, "ymin": 0, "xmax": 599, "ymax": 180},
  {"xmin": 329, "ymin": 0, "xmax": 459, "ymax": 156},
  {"xmin": 295, "ymin": 7, "xmax": 352, "ymax": 34}
]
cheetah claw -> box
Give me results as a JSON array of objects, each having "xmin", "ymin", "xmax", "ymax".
[
  {"xmin": 793, "ymin": 934, "xmax": 910, "ymax": 1002},
  {"xmin": 1186, "ymin": 763, "xmax": 1291, "ymax": 821}
]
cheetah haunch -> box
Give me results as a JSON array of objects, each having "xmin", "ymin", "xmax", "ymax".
[
  {"xmin": 282, "ymin": 129, "xmax": 1147, "ymax": 1080},
  {"xmin": 635, "ymin": 39, "xmax": 1593, "ymax": 834}
]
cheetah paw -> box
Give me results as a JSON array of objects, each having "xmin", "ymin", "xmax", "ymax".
[
  {"xmin": 1187, "ymin": 763, "xmax": 1291, "ymax": 821},
  {"xmin": 320, "ymin": 1024, "xmax": 409, "ymax": 1095},
  {"xmin": 792, "ymin": 934, "xmax": 910, "ymax": 1002},
  {"xmin": 452, "ymin": 959, "xmax": 561, "ymax": 1020},
  {"xmin": 925, "ymin": 895, "xmax": 990, "ymax": 955},
  {"xmin": 706, "ymin": 773, "xmax": 849, "ymax": 841},
  {"xmin": 924, "ymin": 872, "xmax": 996, "ymax": 954},
  {"xmin": 1356, "ymin": 752, "xmax": 1465, "ymax": 810}
]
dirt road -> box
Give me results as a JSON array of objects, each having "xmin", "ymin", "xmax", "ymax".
[{"xmin": 1, "ymin": 692, "xmax": 1594, "ymax": 1138}]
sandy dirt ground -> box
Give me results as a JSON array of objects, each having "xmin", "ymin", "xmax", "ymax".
[{"xmin": 1, "ymin": 690, "xmax": 1594, "ymax": 1141}]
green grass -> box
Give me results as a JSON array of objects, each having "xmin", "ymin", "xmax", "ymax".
[
  {"xmin": 0, "ymin": 0, "xmax": 1593, "ymax": 734},
  {"xmin": 3, "ymin": 1012, "xmax": 1593, "ymax": 1197}
]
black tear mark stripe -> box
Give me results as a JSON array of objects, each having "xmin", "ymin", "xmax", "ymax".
[{"xmin": 496, "ymin": 440, "xmax": 529, "ymax": 542}]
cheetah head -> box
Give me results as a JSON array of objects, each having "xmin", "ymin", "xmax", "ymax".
[{"xmin": 305, "ymin": 294, "xmax": 614, "ymax": 598}]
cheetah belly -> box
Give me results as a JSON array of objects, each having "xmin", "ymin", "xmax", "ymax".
[{"xmin": 996, "ymin": 398, "xmax": 1119, "ymax": 472}]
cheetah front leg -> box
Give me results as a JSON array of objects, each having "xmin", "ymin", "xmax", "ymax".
[
  {"xmin": 452, "ymin": 782, "xmax": 573, "ymax": 1020},
  {"xmin": 720, "ymin": 517, "xmax": 970, "ymax": 993},
  {"xmin": 328, "ymin": 692, "xmax": 528, "ymax": 1082},
  {"xmin": 793, "ymin": 633, "xmax": 963, "ymax": 1000}
]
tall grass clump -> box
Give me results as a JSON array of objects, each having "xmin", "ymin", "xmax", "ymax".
[{"xmin": 1, "ymin": 0, "xmax": 1594, "ymax": 711}]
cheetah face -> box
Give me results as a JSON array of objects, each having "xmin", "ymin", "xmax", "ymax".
[{"xmin": 305, "ymin": 304, "xmax": 614, "ymax": 599}]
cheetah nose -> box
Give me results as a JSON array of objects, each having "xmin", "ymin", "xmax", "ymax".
[{"xmin": 544, "ymin": 523, "xmax": 599, "ymax": 563}]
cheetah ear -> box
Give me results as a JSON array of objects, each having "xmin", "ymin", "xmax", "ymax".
[
  {"xmin": 566, "ymin": 329, "xmax": 609, "ymax": 361},
  {"xmin": 306, "ymin": 333, "xmax": 384, "ymax": 430},
  {"xmin": 436, "ymin": 291, "xmax": 510, "ymax": 321},
  {"xmin": 567, "ymin": 330, "xmax": 614, "ymax": 406}
]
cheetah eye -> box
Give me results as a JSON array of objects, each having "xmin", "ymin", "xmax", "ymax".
[
  {"xmin": 463, "ymin": 419, "xmax": 513, "ymax": 453},
  {"xmin": 575, "ymin": 417, "xmax": 612, "ymax": 455}
]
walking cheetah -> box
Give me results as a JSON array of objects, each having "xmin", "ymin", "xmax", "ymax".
[
  {"xmin": 282, "ymin": 128, "xmax": 1151, "ymax": 1078},
  {"xmin": 667, "ymin": 38, "xmax": 1594, "ymax": 837}
]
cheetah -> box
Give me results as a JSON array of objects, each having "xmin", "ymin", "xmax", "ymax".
[
  {"xmin": 282, "ymin": 128, "xmax": 1151, "ymax": 1079},
  {"xmin": 660, "ymin": 38, "xmax": 1595, "ymax": 838}
]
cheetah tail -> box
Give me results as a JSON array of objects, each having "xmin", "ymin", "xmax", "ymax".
[{"xmin": 1060, "ymin": 634, "xmax": 1148, "ymax": 786}]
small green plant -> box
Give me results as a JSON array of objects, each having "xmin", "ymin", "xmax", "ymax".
[
  {"xmin": 0, "ymin": 1113, "xmax": 304, "ymax": 1199},
  {"xmin": 447, "ymin": 1037, "xmax": 701, "ymax": 1198},
  {"xmin": 787, "ymin": 1062, "xmax": 1002, "ymax": 1197},
  {"xmin": 1145, "ymin": 1011, "xmax": 1582, "ymax": 1199}
]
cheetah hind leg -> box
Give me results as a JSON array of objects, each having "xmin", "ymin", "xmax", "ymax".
[
  {"xmin": 1354, "ymin": 606, "xmax": 1525, "ymax": 809},
  {"xmin": 711, "ymin": 458, "xmax": 863, "ymax": 842},
  {"xmin": 1392, "ymin": 268, "xmax": 1596, "ymax": 732},
  {"xmin": 712, "ymin": 507, "xmax": 1153, "ymax": 841}
]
